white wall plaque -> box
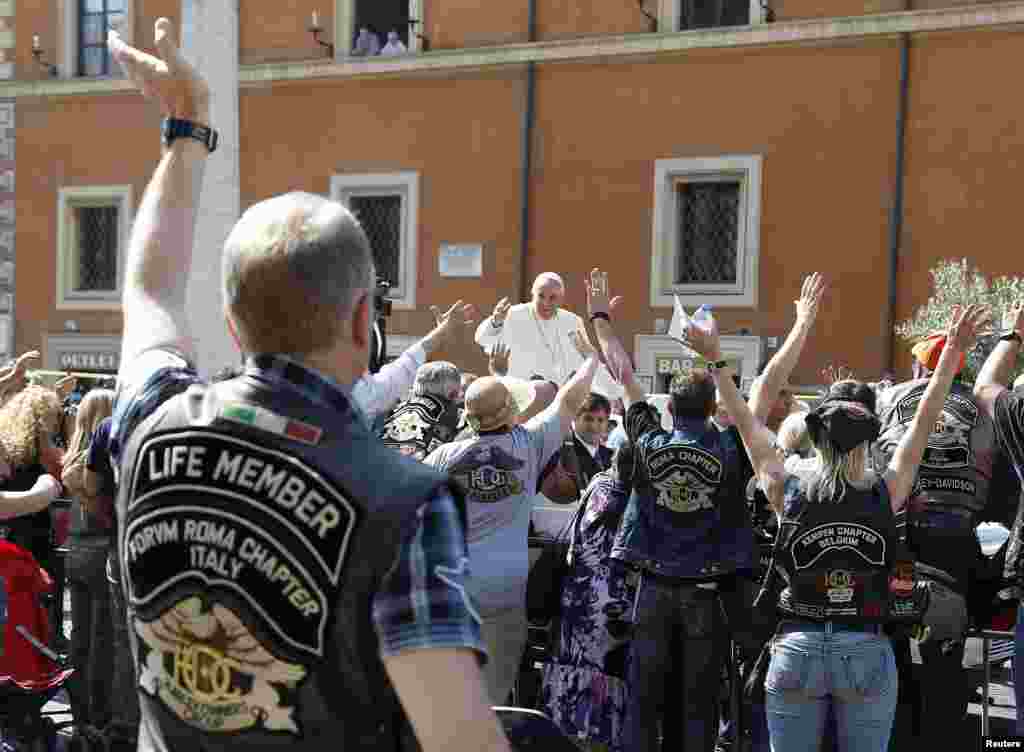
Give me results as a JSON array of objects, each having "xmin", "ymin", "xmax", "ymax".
[{"xmin": 439, "ymin": 243, "xmax": 483, "ymax": 278}]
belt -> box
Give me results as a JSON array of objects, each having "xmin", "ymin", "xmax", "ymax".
[{"xmin": 778, "ymin": 620, "xmax": 882, "ymax": 635}]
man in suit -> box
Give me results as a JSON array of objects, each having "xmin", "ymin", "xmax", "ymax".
[{"xmin": 540, "ymin": 392, "xmax": 614, "ymax": 503}]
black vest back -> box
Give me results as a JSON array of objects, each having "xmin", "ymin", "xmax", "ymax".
[
  {"xmin": 117, "ymin": 374, "xmax": 455, "ymax": 752},
  {"xmin": 378, "ymin": 393, "xmax": 461, "ymax": 461}
]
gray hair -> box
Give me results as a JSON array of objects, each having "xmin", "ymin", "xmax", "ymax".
[
  {"xmin": 531, "ymin": 272, "xmax": 565, "ymax": 295},
  {"xmin": 222, "ymin": 192, "xmax": 374, "ymax": 356},
  {"xmin": 777, "ymin": 411, "xmax": 811, "ymax": 456},
  {"xmin": 412, "ymin": 361, "xmax": 462, "ymax": 400}
]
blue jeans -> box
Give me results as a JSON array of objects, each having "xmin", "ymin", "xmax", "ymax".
[
  {"xmin": 765, "ymin": 625, "xmax": 897, "ymax": 752},
  {"xmin": 623, "ymin": 575, "xmax": 724, "ymax": 752}
]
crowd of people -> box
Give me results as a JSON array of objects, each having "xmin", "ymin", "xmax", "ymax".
[{"xmin": 4, "ymin": 17, "xmax": 1024, "ymax": 752}]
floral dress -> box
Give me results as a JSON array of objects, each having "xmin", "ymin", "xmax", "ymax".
[{"xmin": 540, "ymin": 472, "xmax": 634, "ymax": 752}]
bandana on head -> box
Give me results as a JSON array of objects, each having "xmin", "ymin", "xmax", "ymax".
[
  {"xmin": 805, "ymin": 399, "xmax": 881, "ymax": 454},
  {"xmin": 911, "ymin": 333, "xmax": 964, "ymax": 374}
]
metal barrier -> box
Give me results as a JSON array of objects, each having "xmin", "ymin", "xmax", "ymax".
[{"xmin": 972, "ymin": 628, "xmax": 1015, "ymax": 736}]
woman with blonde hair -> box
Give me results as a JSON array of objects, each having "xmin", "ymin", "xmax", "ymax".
[
  {"xmin": 0, "ymin": 383, "xmax": 66, "ymax": 573},
  {"xmin": 61, "ymin": 388, "xmax": 116, "ymax": 737}
]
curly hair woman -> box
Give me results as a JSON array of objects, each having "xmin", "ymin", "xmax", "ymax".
[
  {"xmin": 0, "ymin": 383, "xmax": 66, "ymax": 574},
  {"xmin": 61, "ymin": 388, "xmax": 116, "ymax": 737}
]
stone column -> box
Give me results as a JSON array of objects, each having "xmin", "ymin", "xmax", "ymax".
[{"xmin": 181, "ymin": 0, "xmax": 241, "ymax": 377}]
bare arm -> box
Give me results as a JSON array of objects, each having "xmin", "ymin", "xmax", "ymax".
[
  {"xmin": 384, "ymin": 648, "xmax": 511, "ymax": 752},
  {"xmin": 749, "ymin": 273, "xmax": 825, "ymax": 423},
  {"xmin": 584, "ymin": 269, "xmax": 647, "ymax": 406},
  {"xmin": 685, "ymin": 320, "xmax": 787, "ymax": 513},
  {"xmin": 110, "ymin": 21, "xmax": 211, "ymax": 368},
  {"xmin": 552, "ymin": 339, "xmax": 600, "ymax": 434},
  {"xmin": 475, "ymin": 297, "xmax": 511, "ymax": 348},
  {"xmin": 0, "ymin": 475, "xmax": 61, "ymax": 521},
  {"xmin": 884, "ymin": 305, "xmax": 988, "ymax": 509},
  {"xmin": 974, "ymin": 301, "xmax": 1024, "ymax": 418}
]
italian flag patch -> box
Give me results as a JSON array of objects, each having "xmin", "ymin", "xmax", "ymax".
[{"xmin": 219, "ymin": 403, "xmax": 324, "ymax": 446}]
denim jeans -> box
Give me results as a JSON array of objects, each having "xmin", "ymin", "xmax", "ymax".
[
  {"xmin": 623, "ymin": 575, "xmax": 724, "ymax": 752},
  {"xmin": 66, "ymin": 537, "xmax": 113, "ymax": 729},
  {"xmin": 106, "ymin": 547, "xmax": 140, "ymax": 745},
  {"xmin": 765, "ymin": 626, "xmax": 897, "ymax": 752}
]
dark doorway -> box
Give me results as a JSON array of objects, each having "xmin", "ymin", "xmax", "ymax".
[{"xmin": 354, "ymin": 0, "xmax": 410, "ymax": 47}]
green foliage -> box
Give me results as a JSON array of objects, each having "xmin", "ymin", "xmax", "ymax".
[{"xmin": 896, "ymin": 258, "xmax": 1024, "ymax": 382}]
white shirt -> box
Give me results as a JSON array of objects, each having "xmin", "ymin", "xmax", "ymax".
[
  {"xmin": 351, "ymin": 343, "xmax": 426, "ymax": 420},
  {"xmin": 475, "ymin": 303, "xmax": 623, "ymax": 399}
]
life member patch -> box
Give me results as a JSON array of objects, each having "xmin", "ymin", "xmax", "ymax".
[
  {"xmin": 123, "ymin": 431, "xmax": 357, "ymax": 735},
  {"xmin": 646, "ymin": 445, "xmax": 723, "ymax": 513},
  {"xmin": 790, "ymin": 523, "xmax": 887, "ymax": 570}
]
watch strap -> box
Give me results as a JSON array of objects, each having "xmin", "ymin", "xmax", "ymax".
[
  {"xmin": 162, "ymin": 117, "xmax": 218, "ymax": 153},
  {"xmin": 999, "ymin": 330, "xmax": 1023, "ymax": 345},
  {"xmin": 707, "ymin": 359, "xmax": 729, "ymax": 371}
]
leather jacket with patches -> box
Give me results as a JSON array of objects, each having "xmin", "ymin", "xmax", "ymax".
[
  {"xmin": 774, "ymin": 476, "xmax": 925, "ymax": 625},
  {"xmin": 378, "ymin": 393, "xmax": 462, "ymax": 461},
  {"xmin": 117, "ymin": 375, "xmax": 456, "ymax": 752},
  {"xmin": 610, "ymin": 420, "xmax": 754, "ymax": 580}
]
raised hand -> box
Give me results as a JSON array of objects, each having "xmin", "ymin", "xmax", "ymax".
[
  {"xmin": 946, "ymin": 304, "xmax": 990, "ymax": 354},
  {"xmin": 821, "ymin": 363, "xmax": 854, "ymax": 387},
  {"xmin": 489, "ymin": 343, "xmax": 511, "ymax": 377},
  {"xmin": 586, "ymin": 268, "xmax": 624, "ymax": 318},
  {"xmin": 491, "ymin": 297, "xmax": 512, "ymax": 327},
  {"xmin": 569, "ymin": 330, "xmax": 596, "ymax": 360},
  {"xmin": 108, "ymin": 18, "xmax": 210, "ymax": 122},
  {"xmin": 428, "ymin": 301, "xmax": 478, "ymax": 350},
  {"xmin": 795, "ymin": 272, "xmax": 826, "ymax": 324},
  {"xmin": 682, "ymin": 316, "xmax": 722, "ymax": 363},
  {"xmin": 1002, "ymin": 300, "xmax": 1024, "ymax": 336}
]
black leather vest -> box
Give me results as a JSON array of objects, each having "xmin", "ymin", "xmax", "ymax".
[
  {"xmin": 775, "ymin": 478, "xmax": 917, "ymax": 625},
  {"xmin": 378, "ymin": 394, "xmax": 462, "ymax": 461},
  {"xmin": 117, "ymin": 374, "xmax": 455, "ymax": 752}
]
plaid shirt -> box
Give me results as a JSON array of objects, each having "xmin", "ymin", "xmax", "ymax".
[{"xmin": 111, "ymin": 349, "xmax": 484, "ymax": 660}]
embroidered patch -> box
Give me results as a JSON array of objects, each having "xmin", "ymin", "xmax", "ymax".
[
  {"xmin": 646, "ymin": 445, "xmax": 723, "ymax": 513},
  {"xmin": 219, "ymin": 403, "xmax": 323, "ymax": 446},
  {"xmin": 789, "ymin": 523, "xmax": 886, "ymax": 570},
  {"xmin": 893, "ymin": 387, "xmax": 977, "ymax": 470},
  {"xmin": 135, "ymin": 597, "xmax": 307, "ymax": 735},
  {"xmin": 125, "ymin": 431, "xmax": 357, "ymax": 657},
  {"xmin": 446, "ymin": 444, "xmax": 525, "ymax": 503}
]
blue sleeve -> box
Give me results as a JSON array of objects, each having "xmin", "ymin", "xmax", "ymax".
[
  {"xmin": 371, "ymin": 488, "xmax": 487, "ymax": 661},
  {"xmin": 109, "ymin": 349, "xmax": 202, "ymax": 464}
]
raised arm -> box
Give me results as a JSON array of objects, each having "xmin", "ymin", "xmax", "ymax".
[
  {"xmin": 0, "ymin": 474, "xmax": 61, "ymax": 521},
  {"xmin": 475, "ymin": 297, "xmax": 512, "ymax": 348},
  {"xmin": 684, "ymin": 316, "xmax": 787, "ymax": 513},
  {"xmin": 585, "ymin": 269, "xmax": 647, "ymax": 406},
  {"xmin": 749, "ymin": 273, "xmax": 825, "ymax": 423},
  {"xmin": 974, "ymin": 301, "xmax": 1024, "ymax": 418},
  {"xmin": 488, "ymin": 342, "xmax": 510, "ymax": 377},
  {"xmin": 884, "ymin": 305, "xmax": 988, "ymax": 509},
  {"xmin": 549, "ymin": 333, "xmax": 600, "ymax": 434},
  {"xmin": 111, "ymin": 20, "xmax": 210, "ymax": 367}
]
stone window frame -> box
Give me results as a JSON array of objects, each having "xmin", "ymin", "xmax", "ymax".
[
  {"xmin": 59, "ymin": 0, "xmax": 134, "ymax": 79},
  {"xmin": 56, "ymin": 184, "xmax": 133, "ymax": 311},
  {"xmin": 650, "ymin": 154, "xmax": 762, "ymax": 309},
  {"xmin": 657, "ymin": 0, "xmax": 766, "ymax": 31},
  {"xmin": 330, "ymin": 171, "xmax": 420, "ymax": 311}
]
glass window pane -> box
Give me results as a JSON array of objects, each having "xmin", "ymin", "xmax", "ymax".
[
  {"xmin": 74, "ymin": 206, "xmax": 119, "ymax": 292},
  {"xmin": 80, "ymin": 46, "xmax": 106, "ymax": 77},
  {"xmin": 81, "ymin": 15, "xmax": 104, "ymax": 46},
  {"xmin": 349, "ymin": 194, "xmax": 402, "ymax": 289},
  {"xmin": 107, "ymin": 11, "xmax": 127, "ymax": 34},
  {"xmin": 673, "ymin": 181, "xmax": 740, "ymax": 285},
  {"xmin": 106, "ymin": 0, "xmax": 128, "ymax": 11},
  {"xmin": 82, "ymin": 0, "xmax": 105, "ymax": 14}
]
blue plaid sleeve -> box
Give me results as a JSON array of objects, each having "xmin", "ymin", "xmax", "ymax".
[
  {"xmin": 372, "ymin": 488, "xmax": 487, "ymax": 661},
  {"xmin": 109, "ymin": 349, "xmax": 202, "ymax": 465}
]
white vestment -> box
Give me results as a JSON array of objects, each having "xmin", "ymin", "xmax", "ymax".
[{"xmin": 474, "ymin": 303, "xmax": 623, "ymax": 398}]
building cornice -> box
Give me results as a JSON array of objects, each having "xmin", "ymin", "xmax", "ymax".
[{"xmin": 5, "ymin": 1, "xmax": 1024, "ymax": 97}]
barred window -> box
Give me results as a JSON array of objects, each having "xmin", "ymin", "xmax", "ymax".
[
  {"xmin": 79, "ymin": 0, "xmax": 127, "ymax": 77},
  {"xmin": 73, "ymin": 206, "xmax": 118, "ymax": 292},
  {"xmin": 679, "ymin": 0, "xmax": 750, "ymax": 30},
  {"xmin": 57, "ymin": 186, "xmax": 131, "ymax": 309},
  {"xmin": 331, "ymin": 172, "xmax": 420, "ymax": 310},
  {"xmin": 349, "ymin": 194, "xmax": 402, "ymax": 288},
  {"xmin": 673, "ymin": 180, "xmax": 740, "ymax": 286},
  {"xmin": 650, "ymin": 156, "xmax": 761, "ymax": 308}
]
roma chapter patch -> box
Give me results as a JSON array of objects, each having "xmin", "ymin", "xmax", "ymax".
[{"xmin": 136, "ymin": 597, "xmax": 307, "ymax": 735}]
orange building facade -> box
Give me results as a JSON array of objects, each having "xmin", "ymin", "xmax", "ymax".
[{"xmin": 6, "ymin": 0, "xmax": 1024, "ymax": 389}]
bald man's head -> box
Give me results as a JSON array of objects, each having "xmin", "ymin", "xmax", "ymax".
[{"xmin": 222, "ymin": 192, "xmax": 374, "ymax": 356}]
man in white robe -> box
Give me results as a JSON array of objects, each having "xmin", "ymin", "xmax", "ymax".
[{"xmin": 475, "ymin": 273, "xmax": 623, "ymax": 399}]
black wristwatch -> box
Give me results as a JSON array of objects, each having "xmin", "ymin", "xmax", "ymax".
[
  {"xmin": 706, "ymin": 359, "xmax": 729, "ymax": 371},
  {"xmin": 161, "ymin": 117, "xmax": 218, "ymax": 153},
  {"xmin": 999, "ymin": 330, "xmax": 1023, "ymax": 346}
]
